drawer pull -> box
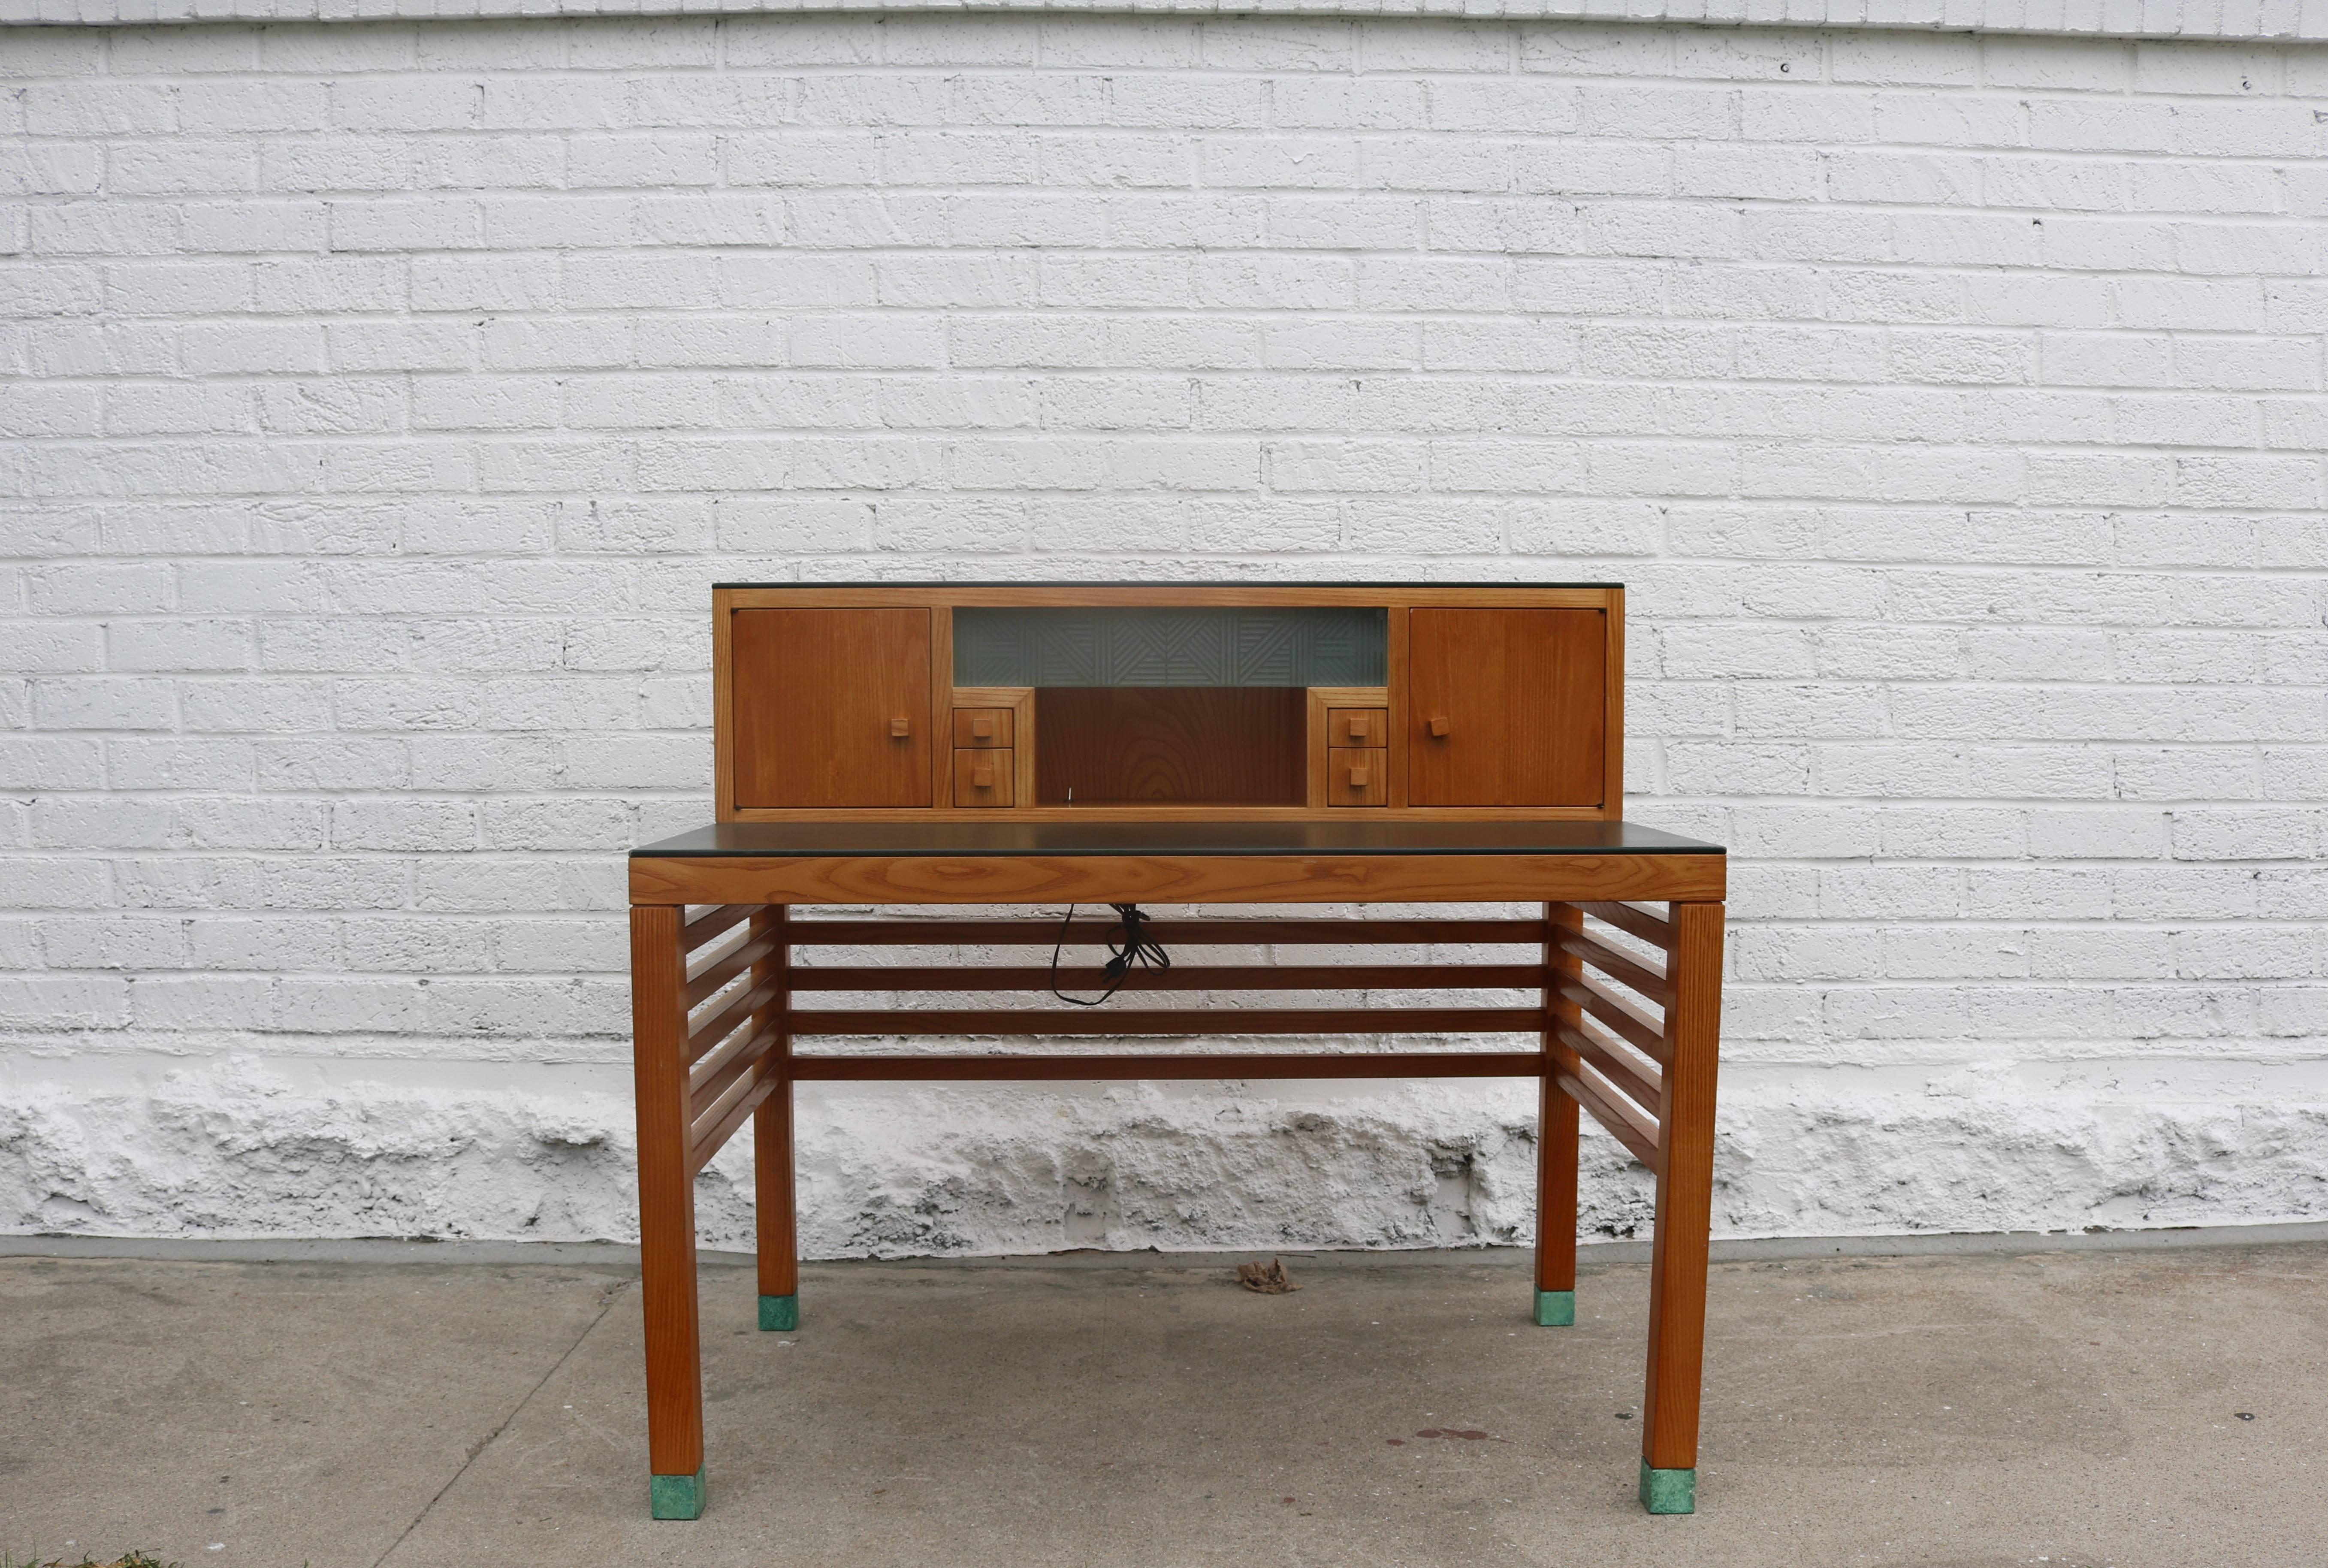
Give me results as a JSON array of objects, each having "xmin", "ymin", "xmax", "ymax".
[
  {"xmin": 1427, "ymin": 716, "xmax": 1450, "ymax": 737},
  {"xmin": 951, "ymin": 708, "xmax": 1014, "ymax": 748},
  {"xmin": 1326, "ymin": 746, "xmax": 1384, "ymax": 807},
  {"xmin": 953, "ymin": 746, "xmax": 1015, "ymax": 807},
  {"xmin": 1328, "ymin": 706, "xmax": 1388, "ymax": 748},
  {"xmin": 890, "ymin": 716, "xmax": 911, "ymax": 738}
]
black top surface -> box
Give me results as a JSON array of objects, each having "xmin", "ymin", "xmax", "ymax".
[
  {"xmin": 634, "ymin": 820, "xmax": 1721, "ymax": 858},
  {"xmin": 710, "ymin": 580, "xmax": 1623, "ymax": 590}
]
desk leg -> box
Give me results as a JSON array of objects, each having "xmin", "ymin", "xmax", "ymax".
[
  {"xmin": 632, "ymin": 905, "xmax": 707, "ymax": 1520},
  {"xmin": 753, "ymin": 906, "xmax": 798, "ymax": 1332},
  {"xmin": 1534, "ymin": 903, "xmax": 1582, "ymax": 1327},
  {"xmin": 1639, "ymin": 899, "xmax": 1723, "ymax": 1515}
]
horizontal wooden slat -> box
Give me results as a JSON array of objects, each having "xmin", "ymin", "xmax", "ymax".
[
  {"xmin": 689, "ymin": 1020, "xmax": 777, "ymax": 1122},
  {"xmin": 1554, "ymin": 977, "xmax": 1668, "ymax": 1065},
  {"xmin": 788, "ymin": 1007, "xmax": 1542, "ymax": 1037},
  {"xmin": 1554, "ymin": 931, "xmax": 1669, "ymax": 1005},
  {"xmin": 1555, "ymin": 1019, "xmax": 1661, "ymax": 1116},
  {"xmin": 684, "ymin": 933, "xmax": 780, "ymax": 1009},
  {"xmin": 680, "ymin": 903, "xmax": 757, "ymax": 952},
  {"xmin": 1575, "ymin": 901, "xmax": 1673, "ymax": 951},
  {"xmin": 782, "ymin": 918, "xmax": 1549, "ymax": 947},
  {"xmin": 783, "ymin": 1051, "xmax": 1548, "ymax": 1082},
  {"xmin": 689, "ymin": 1073, "xmax": 780, "ymax": 1177},
  {"xmin": 689, "ymin": 1056, "xmax": 763, "ymax": 1152},
  {"xmin": 686, "ymin": 977, "xmax": 781, "ymax": 1057},
  {"xmin": 1555, "ymin": 1065, "xmax": 1661, "ymax": 1170},
  {"xmin": 784, "ymin": 964, "xmax": 1546, "ymax": 993}
]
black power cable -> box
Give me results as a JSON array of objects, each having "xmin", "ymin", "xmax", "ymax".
[{"xmin": 1048, "ymin": 903, "xmax": 1172, "ymax": 1006}]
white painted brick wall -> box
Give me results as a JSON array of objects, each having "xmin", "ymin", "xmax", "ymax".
[{"xmin": 3, "ymin": 15, "xmax": 2325, "ymax": 1253}]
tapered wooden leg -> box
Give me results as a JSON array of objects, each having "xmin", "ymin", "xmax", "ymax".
[
  {"xmin": 632, "ymin": 905, "xmax": 706, "ymax": 1520},
  {"xmin": 1534, "ymin": 903, "xmax": 1583, "ymax": 1326},
  {"xmin": 1640, "ymin": 899, "xmax": 1723, "ymax": 1514},
  {"xmin": 750, "ymin": 907, "xmax": 798, "ymax": 1331}
]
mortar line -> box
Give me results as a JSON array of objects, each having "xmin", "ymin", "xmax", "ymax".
[{"xmin": 367, "ymin": 1276, "xmax": 632, "ymax": 1568}]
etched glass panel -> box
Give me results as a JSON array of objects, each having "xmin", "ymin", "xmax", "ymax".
[{"xmin": 953, "ymin": 607, "xmax": 1387, "ymax": 688}]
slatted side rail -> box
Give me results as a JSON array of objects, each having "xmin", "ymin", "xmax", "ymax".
[
  {"xmin": 662, "ymin": 908, "xmax": 1687, "ymax": 1180},
  {"xmin": 1545, "ymin": 902, "xmax": 1676, "ymax": 1171},
  {"xmin": 676, "ymin": 905, "xmax": 788, "ymax": 1175}
]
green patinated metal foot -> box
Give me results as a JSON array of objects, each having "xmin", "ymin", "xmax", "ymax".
[
  {"xmin": 650, "ymin": 1465, "xmax": 707, "ymax": 1520},
  {"xmin": 759, "ymin": 1293, "xmax": 798, "ymax": 1332},
  {"xmin": 1533, "ymin": 1288, "xmax": 1574, "ymax": 1326},
  {"xmin": 1638, "ymin": 1459, "xmax": 1695, "ymax": 1514}
]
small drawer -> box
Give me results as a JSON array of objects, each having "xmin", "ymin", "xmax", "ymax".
[
  {"xmin": 954, "ymin": 748, "xmax": 1015, "ymax": 807},
  {"xmin": 952, "ymin": 707, "xmax": 1013, "ymax": 749},
  {"xmin": 1328, "ymin": 707, "xmax": 1388, "ymax": 748},
  {"xmin": 1327, "ymin": 747, "xmax": 1386, "ymax": 807}
]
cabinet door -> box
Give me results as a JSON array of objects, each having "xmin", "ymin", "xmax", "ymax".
[
  {"xmin": 731, "ymin": 608, "xmax": 932, "ymax": 809},
  {"xmin": 1407, "ymin": 608, "xmax": 1605, "ymax": 807}
]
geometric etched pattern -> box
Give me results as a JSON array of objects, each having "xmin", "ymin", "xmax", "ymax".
[{"xmin": 954, "ymin": 607, "xmax": 1387, "ymax": 688}]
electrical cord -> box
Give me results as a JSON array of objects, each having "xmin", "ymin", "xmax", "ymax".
[{"xmin": 1049, "ymin": 902, "xmax": 1172, "ymax": 1006}]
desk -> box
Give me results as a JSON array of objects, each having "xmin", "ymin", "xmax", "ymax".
[{"xmin": 628, "ymin": 819, "xmax": 1725, "ymax": 1518}]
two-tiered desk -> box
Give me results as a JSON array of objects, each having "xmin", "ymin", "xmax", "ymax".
[{"xmin": 628, "ymin": 584, "xmax": 1726, "ymax": 1517}]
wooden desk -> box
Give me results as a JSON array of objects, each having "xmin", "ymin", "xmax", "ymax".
[{"xmin": 628, "ymin": 819, "xmax": 1725, "ymax": 1519}]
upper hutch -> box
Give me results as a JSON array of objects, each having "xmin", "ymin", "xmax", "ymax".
[{"xmin": 712, "ymin": 583, "xmax": 1624, "ymax": 823}]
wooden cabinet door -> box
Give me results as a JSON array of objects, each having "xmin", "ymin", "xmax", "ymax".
[
  {"xmin": 731, "ymin": 609, "xmax": 932, "ymax": 809},
  {"xmin": 1407, "ymin": 608, "xmax": 1606, "ymax": 807}
]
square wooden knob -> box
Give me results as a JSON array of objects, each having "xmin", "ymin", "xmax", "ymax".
[
  {"xmin": 972, "ymin": 764, "xmax": 995, "ymax": 787},
  {"xmin": 1347, "ymin": 716, "xmax": 1370, "ymax": 741},
  {"xmin": 890, "ymin": 716, "xmax": 911, "ymax": 737},
  {"xmin": 1347, "ymin": 763, "xmax": 1369, "ymax": 787},
  {"xmin": 1428, "ymin": 716, "xmax": 1450, "ymax": 737},
  {"xmin": 972, "ymin": 716, "xmax": 993, "ymax": 738}
]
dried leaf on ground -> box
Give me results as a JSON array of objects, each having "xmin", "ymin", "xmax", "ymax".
[{"xmin": 1236, "ymin": 1258, "xmax": 1299, "ymax": 1294}]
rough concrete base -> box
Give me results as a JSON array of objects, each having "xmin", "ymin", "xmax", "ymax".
[
  {"xmin": 3, "ymin": 1244, "xmax": 2324, "ymax": 1564},
  {"xmin": 8, "ymin": 1061, "xmax": 2325, "ymax": 1254}
]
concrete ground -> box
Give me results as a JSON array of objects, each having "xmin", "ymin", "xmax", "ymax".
[{"xmin": 1, "ymin": 1240, "xmax": 2322, "ymax": 1568}]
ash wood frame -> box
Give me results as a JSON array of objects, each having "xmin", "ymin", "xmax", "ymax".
[
  {"xmin": 629, "ymin": 860, "xmax": 1723, "ymax": 1520},
  {"xmin": 713, "ymin": 585, "xmax": 1624, "ymax": 823}
]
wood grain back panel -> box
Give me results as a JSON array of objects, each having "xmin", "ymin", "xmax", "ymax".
[
  {"xmin": 1034, "ymin": 687, "xmax": 1304, "ymax": 807},
  {"xmin": 732, "ymin": 608, "xmax": 933, "ymax": 809},
  {"xmin": 1407, "ymin": 608, "xmax": 1606, "ymax": 808}
]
